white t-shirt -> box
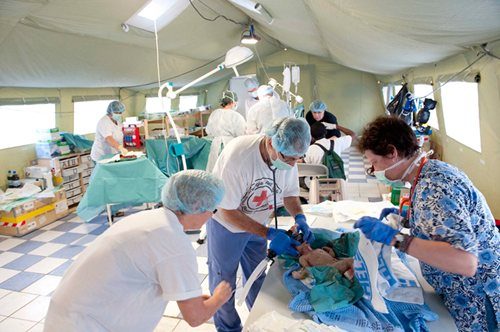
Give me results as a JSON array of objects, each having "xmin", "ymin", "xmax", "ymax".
[
  {"xmin": 212, "ymin": 135, "xmax": 299, "ymax": 233},
  {"xmin": 205, "ymin": 108, "xmax": 246, "ymax": 138},
  {"xmin": 44, "ymin": 208, "xmax": 201, "ymax": 332},
  {"xmin": 245, "ymin": 97, "xmax": 291, "ymax": 134},
  {"xmin": 304, "ymin": 136, "xmax": 352, "ymax": 165},
  {"xmin": 90, "ymin": 115, "xmax": 124, "ymax": 161}
]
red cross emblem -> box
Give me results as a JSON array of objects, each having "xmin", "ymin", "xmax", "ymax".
[{"xmin": 252, "ymin": 190, "xmax": 269, "ymax": 207}]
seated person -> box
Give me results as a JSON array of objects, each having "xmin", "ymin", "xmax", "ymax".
[
  {"xmin": 304, "ymin": 122, "xmax": 356, "ymax": 165},
  {"xmin": 305, "ymin": 100, "xmax": 341, "ymax": 138}
]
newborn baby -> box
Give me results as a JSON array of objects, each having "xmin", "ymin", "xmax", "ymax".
[{"xmin": 292, "ymin": 242, "xmax": 354, "ymax": 280}]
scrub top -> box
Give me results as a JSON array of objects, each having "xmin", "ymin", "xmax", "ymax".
[
  {"xmin": 410, "ymin": 159, "xmax": 499, "ymax": 332},
  {"xmin": 44, "ymin": 208, "xmax": 201, "ymax": 332},
  {"xmin": 90, "ymin": 115, "xmax": 123, "ymax": 161},
  {"xmin": 306, "ymin": 110, "xmax": 341, "ymax": 138}
]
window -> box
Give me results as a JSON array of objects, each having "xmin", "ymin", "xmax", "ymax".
[
  {"xmin": 381, "ymin": 86, "xmax": 389, "ymax": 106},
  {"xmin": 0, "ymin": 103, "xmax": 56, "ymax": 149},
  {"xmin": 145, "ymin": 96, "xmax": 171, "ymax": 113},
  {"xmin": 440, "ymin": 82, "xmax": 481, "ymax": 152},
  {"xmin": 74, "ymin": 100, "xmax": 114, "ymax": 135},
  {"xmin": 414, "ymin": 84, "xmax": 439, "ymax": 129},
  {"xmin": 178, "ymin": 95, "xmax": 198, "ymax": 112}
]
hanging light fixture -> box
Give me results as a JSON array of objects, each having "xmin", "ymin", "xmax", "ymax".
[{"xmin": 241, "ymin": 24, "xmax": 261, "ymax": 45}]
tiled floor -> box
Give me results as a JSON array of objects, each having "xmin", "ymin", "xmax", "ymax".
[{"xmin": 0, "ymin": 147, "xmax": 385, "ymax": 331}]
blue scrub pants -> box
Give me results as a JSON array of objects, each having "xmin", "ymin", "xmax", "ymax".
[{"xmin": 207, "ymin": 218, "xmax": 267, "ymax": 332}]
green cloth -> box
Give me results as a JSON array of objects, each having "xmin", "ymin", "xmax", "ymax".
[
  {"xmin": 308, "ymin": 266, "xmax": 363, "ymax": 313},
  {"xmin": 281, "ymin": 229, "xmax": 363, "ymax": 313},
  {"xmin": 77, "ymin": 157, "xmax": 167, "ymax": 221},
  {"xmin": 60, "ymin": 132, "xmax": 93, "ymax": 151},
  {"xmin": 145, "ymin": 137, "xmax": 212, "ymax": 176}
]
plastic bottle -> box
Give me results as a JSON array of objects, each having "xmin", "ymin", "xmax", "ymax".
[
  {"xmin": 11, "ymin": 170, "xmax": 21, "ymax": 188},
  {"xmin": 7, "ymin": 170, "xmax": 13, "ymax": 188}
]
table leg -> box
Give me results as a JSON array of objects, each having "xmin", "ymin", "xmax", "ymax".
[{"xmin": 106, "ymin": 204, "xmax": 113, "ymax": 226}]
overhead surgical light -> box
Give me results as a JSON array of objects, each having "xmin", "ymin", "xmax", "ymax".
[
  {"xmin": 158, "ymin": 46, "xmax": 254, "ymax": 169},
  {"xmin": 241, "ymin": 24, "xmax": 261, "ymax": 45}
]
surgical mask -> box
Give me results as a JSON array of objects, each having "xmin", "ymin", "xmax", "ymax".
[
  {"xmin": 373, "ymin": 151, "xmax": 426, "ymax": 187},
  {"xmin": 271, "ymin": 154, "xmax": 293, "ymax": 171},
  {"xmin": 112, "ymin": 113, "xmax": 122, "ymax": 122},
  {"xmin": 231, "ymin": 102, "xmax": 238, "ymax": 111}
]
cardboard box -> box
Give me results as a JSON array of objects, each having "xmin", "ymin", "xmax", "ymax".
[
  {"xmin": 0, "ymin": 189, "xmax": 66, "ymax": 223},
  {"xmin": 0, "ymin": 199, "xmax": 69, "ymax": 236}
]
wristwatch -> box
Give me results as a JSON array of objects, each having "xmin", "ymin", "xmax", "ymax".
[{"xmin": 393, "ymin": 233, "xmax": 414, "ymax": 253}]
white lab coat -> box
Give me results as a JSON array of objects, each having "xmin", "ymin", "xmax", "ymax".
[
  {"xmin": 245, "ymin": 97, "xmax": 259, "ymax": 119},
  {"xmin": 205, "ymin": 108, "xmax": 246, "ymax": 172},
  {"xmin": 44, "ymin": 208, "xmax": 201, "ymax": 332},
  {"xmin": 90, "ymin": 115, "xmax": 123, "ymax": 161},
  {"xmin": 245, "ymin": 96, "xmax": 291, "ymax": 134}
]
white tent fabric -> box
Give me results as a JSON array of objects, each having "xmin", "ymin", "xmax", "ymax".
[{"xmin": 0, "ymin": 0, "xmax": 499, "ymax": 88}]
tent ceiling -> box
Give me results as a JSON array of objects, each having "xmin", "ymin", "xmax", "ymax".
[{"xmin": 0, "ymin": 0, "xmax": 499, "ymax": 88}]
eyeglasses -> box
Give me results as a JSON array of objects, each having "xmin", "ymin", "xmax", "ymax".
[{"xmin": 278, "ymin": 152, "xmax": 304, "ymax": 163}]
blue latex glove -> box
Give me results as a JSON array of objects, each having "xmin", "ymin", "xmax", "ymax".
[
  {"xmin": 354, "ymin": 216, "xmax": 398, "ymax": 245},
  {"xmin": 294, "ymin": 214, "xmax": 315, "ymax": 243},
  {"xmin": 379, "ymin": 208, "xmax": 399, "ymax": 220},
  {"xmin": 267, "ymin": 229, "xmax": 300, "ymax": 256}
]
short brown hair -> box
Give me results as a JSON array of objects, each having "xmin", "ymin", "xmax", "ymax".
[{"xmin": 358, "ymin": 116, "xmax": 419, "ymax": 158}]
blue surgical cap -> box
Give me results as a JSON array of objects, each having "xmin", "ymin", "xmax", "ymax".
[
  {"xmin": 244, "ymin": 77, "xmax": 259, "ymax": 91},
  {"xmin": 106, "ymin": 101, "xmax": 125, "ymax": 115},
  {"xmin": 161, "ymin": 170, "xmax": 224, "ymax": 214},
  {"xmin": 266, "ymin": 117, "xmax": 311, "ymax": 157},
  {"xmin": 309, "ymin": 100, "xmax": 327, "ymax": 113}
]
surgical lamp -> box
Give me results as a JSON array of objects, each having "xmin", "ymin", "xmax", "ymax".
[
  {"xmin": 158, "ymin": 46, "xmax": 254, "ymax": 170},
  {"xmin": 241, "ymin": 24, "xmax": 261, "ymax": 45},
  {"xmin": 268, "ymin": 78, "xmax": 304, "ymax": 104}
]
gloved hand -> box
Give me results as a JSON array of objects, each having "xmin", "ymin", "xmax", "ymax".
[
  {"xmin": 379, "ymin": 208, "xmax": 399, "ymax": 220},
  {"xmin": 354, "ymin": 216, "xmax": 398, "ymax": 245},
  {"xmin": 269, "ymin": 231, "xmax": 300, "ymax": 256},
  {"xmin": 118, "ymin": 145, "xmax": 129, "ymax": 155},
  {"xmin": 322, "ymin": 122, "xmax": 337, "ymax": 130},
  {"xmin": 294, "ymin": 214, "xmax": 315, "ymax": 243}
]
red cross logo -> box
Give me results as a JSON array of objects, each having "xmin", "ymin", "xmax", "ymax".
[{"xmin": 252, "ymin": 190, "xmax": 268, "ymax": 207}]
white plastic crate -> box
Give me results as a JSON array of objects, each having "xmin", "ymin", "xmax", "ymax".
[
  {"xmin": 67, "ymin": 194, "xmax": 82, "ymax": 206},
  {"xmin": 82, "ymin": 176, "xmax": 91, "ymax": 185},
  {"xmin": 82, "ymin": 168, "xmax": 93, "ymax": 178},
  {"xmin": 66, "ymin": 187, "xmax": 82, "ymax": 198},
  {"xmin": 62, "ymin": 166, "xmax": 78, "ymax": 177},
  {"xmin": 63, "ymin": 173, "xmax": 79, "ymax": 184},
  {"xmin": 60, "ymin": 156, "xmax": 79, "ymax": 169}
]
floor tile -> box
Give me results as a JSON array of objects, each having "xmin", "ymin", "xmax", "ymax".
[
  {"xmin": 30, "ymin": 231, "xmax": 65, "ymax": 243},
  {"xmin": 3, "ymin": 255, "xmax": 44, "ymax": 271},
  {"xmin": 50, "ymin": 245, "xmax": 85, "ymax": 259},
  {"xmin": 0, "ymin": 271, "xmax": 45, "ymax": 292},
  {"xmin": 89, "ymin": 225, "xmax": 109, "ymax": 236},
  {"xmin": 173, "ymin": 320, "xmax": 215, "ymax": 331},
  {"xmin": 40, "ymin": 220, "xmax": 64, "ymax": 231},
  {"xmin": 9, "ymin": 241, "xmax": 45, "ymax": 254},
  {"xmin": 69, "ymin": 223, "xmax": 101, "ymax": 235},
  {"xmin": 28, "ymin": 243, "xmax": 66, "ymax": 257},
  {"xmin": 71, "ymin": 235, "xmax": 98, "ymax": 246},
  {"xmin": 0, "ymin": 315, "xmax": 6, "ymax": 322},
  {"xmin": 48, "ymin": 260, "xmax": 73, "ymax": 277},
  {"xmin": 51, "ymin": 232, "xmax": 84, "ymax": 244},
  {"xmin": 0, "ymin": 289, "xmax": 10, "ymax": 300},
  {"xmin": 0, "ymin": 268, "xmax": 20, "ymax": 284},
  {"xmin": 154, "ymin": 316, "xmax": 180, "ymax": 331},
  {"xmin": 25, "ymin": 258, "xmax": 67, "ymax": 274},
  {"xmin": 0, "ymin": 291, "xmax": 37, "ymax": 316},
  {"xmin": 20, "ymin": 229, "xmax": 46, "ymax": 240},
  {"xmin": 0, "ymin": 252, "xmax": 24, "ymax": 267},
  {"xmin": 59, "ymin": 213, "xmax": 77, "ymax": 222},
  {"xmin": 12, "ymin": 295, "xmax": 51, "ymax": 322},
  {"xmin": 0, "ymin": 238, "xmax": 26, "ymax": 251},
  {"xmin": 27, "ymin": 322, "xmax": 44, "ymax": 332},
  {"xmin": 0, "ymin": 317, "xmax": 37, "ymax": 331},
  {"xmin": 50, "ymin": 222, "xmax": 80, "ymax": 232},
  {"xmin": 164, "ymin": 301, "xmax": 180, "ymax": 318},
  {"xmin": 22, "ymin": 275, "xmax": 61, "ymax": 296}
]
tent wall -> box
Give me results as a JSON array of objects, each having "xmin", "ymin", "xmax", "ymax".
[
  {"xmin": 200, "ymin": 49, "xmax": 384, "ymax": 133},
  {"xmin": 0, "ymin": 88, "xmax": 142, "ymax": 189},
  {"xmin": 379, "ymin": 43, "xmax": 500, "ymax": 218}
]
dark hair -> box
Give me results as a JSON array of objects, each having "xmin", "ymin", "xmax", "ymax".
[
  {"xmin": 310, "ymin": 122, "xmax": 326, "ymax": 140},
  {"xmin": 220, "ymin": 97, "xmax": 234, "ymax": 108},
  {"xmin": 358, "ymin": 116, "xmax": 419, "ymax": 158}
]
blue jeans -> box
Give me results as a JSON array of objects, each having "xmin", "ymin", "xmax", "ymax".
[{"xmin": 207, "ymin": 218, "xmax": 267, "ymax": 332}]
